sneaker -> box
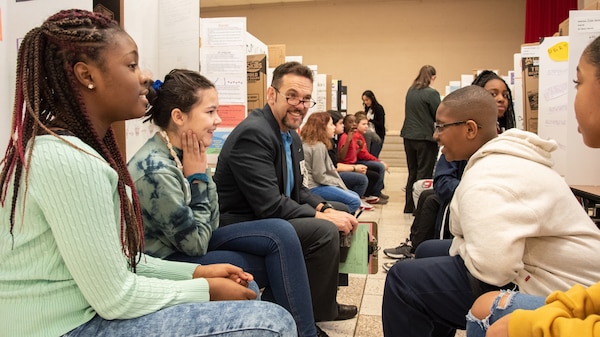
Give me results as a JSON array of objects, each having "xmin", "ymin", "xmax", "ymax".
[
  {"xmin": 379, "ymin": 193, "xmax": 390, "ymax": 200},
  {"xmin": 359, "ymin": 201, "xmax": 374, "ymax": 211},
  {"xmin": 364, "ymin": 195, "xmax": 378, "ymax": 202},
  {"xmin": 382, "ymin": 261, "xmax": 397, "ymax": 272},
  {"xmin": 375, "ymin": 198, "xmax": 388, "ymax": 205},
  {"xmin": 383, "ymin": 239, "xmax": 415, "ymax": 259}
]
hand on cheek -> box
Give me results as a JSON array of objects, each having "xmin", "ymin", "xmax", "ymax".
[{"xmin": 181, "ymin": 130, "xmax": 207, "ymax": 176}]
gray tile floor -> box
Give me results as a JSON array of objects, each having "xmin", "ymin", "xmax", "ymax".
[{"xmin": 316, "ymin": 166, "xmax": 466, "ymax": 337}]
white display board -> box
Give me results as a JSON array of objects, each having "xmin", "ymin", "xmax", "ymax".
[
  {"xmin": 512, "ymin": 53, "xmax": 525, "ymax": 130},
  {"xmin": 124, "ymin": 0, "xmax": 199, "ymax": 160},
  {"xmin": 200, "ymin": 17, "xmax": 248, "ymax": 164},
  {"xmin": 1, "ymin": 0, "xmax": 90, "ymax": 154},
  {"xmin": 565, "ymin": 10, "xmax": 600, "ymax": 185},
  {"xmin": 1, "ymin": 0, "xmax": 9, "ymax": 153},
  {"xmin": 537, "ymin": 36, "xmax": 569, "ymax": 177}
]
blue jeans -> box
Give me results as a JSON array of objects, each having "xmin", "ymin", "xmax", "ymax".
[
  {"xmin": 370, "ymin": 137, "xmax": 384, "ymax": 158},
  {"xmin": 466, "ymin": 290, "xmax": 546, "ymax": 337},
  {"xmin": 310, "ymin": 185, "xmax": 361, "ymax": 213},
  {"xmin": 166, "ymin": 219, "xmax": 315, "ymax": 337},
  {"xmin": 338, "ymin": 171, "xmax": 368, "ymax": 197},
  {"xmin": 63, "ymin": 301, "xmax": 297, "ymax": 337},
  {"xmin": 357, "ymin": 160, "xmax": 385, "ymax": 196}
]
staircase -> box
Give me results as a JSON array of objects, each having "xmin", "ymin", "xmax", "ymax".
[{"xmin": 379, "ymin": 134, "xmax": 406, "ymax": 168}]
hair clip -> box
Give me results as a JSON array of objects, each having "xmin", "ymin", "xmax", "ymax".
[{"xmin": 152, "ymin": 80, "xmax": 163, "ymax": 91}]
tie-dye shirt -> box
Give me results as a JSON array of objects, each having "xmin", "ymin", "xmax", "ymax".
[{"xmin": 128, "ymin": 133, "xmax": 219, "ymax": 259}]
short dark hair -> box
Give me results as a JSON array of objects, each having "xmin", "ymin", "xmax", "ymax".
[
  {"xmin": 271, "ymin": 61, "xmax": 313, "ymax": 89},
  {"xmin": 442, "ymin": 85, "xmax": 497, "ymax": 131},
  {"xmin": 327, "ymin": 110, "xmax": 343, "ymax": 124}
]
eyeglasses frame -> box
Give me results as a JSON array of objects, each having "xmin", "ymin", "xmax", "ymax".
[{"xmin": 273, "ymin": 87, "xmax": 317, "ymax": 109}]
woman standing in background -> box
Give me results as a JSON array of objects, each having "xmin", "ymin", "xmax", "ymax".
[
  {"xmin": 400, "ymin": 65, "xmax": 441, "ymax": 213},
  {"xmin": 362, "ymin": 90, "xmax": 386, "ymax": 158}
]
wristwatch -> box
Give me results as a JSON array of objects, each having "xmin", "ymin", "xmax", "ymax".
[{"xmin": 320, "ymin": 202, "xmax": 334, "ymax": 212}]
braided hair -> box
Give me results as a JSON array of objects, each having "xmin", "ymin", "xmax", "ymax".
[
  {"xmin": 472, "ymin": 70, "xmax": 516, "ymax": 131},
  {"xmin": 0, "ymin": 9, "xmax": 144, "ymax": 271}
]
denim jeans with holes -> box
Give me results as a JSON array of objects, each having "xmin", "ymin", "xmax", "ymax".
[
  {"xmin": 62, "ymin": 300, "xmax": 297, "ymax": 337},
  {"xmin": 466, "ymin": 290, "xmax": 546, "ymax": 337}
]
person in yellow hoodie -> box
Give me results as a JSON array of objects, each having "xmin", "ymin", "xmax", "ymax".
[{"xmin": 466, "ymin": 34, "xmax": 600, "ymax": 337}]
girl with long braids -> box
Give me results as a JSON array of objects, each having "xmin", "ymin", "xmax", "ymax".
[
  {"xmin": 0, "ymin": 9, "xmax": 295, "ymax": 337},
  {"xmin": 128, "ymin": 69, "xmax": 325, "ymax": 337}
]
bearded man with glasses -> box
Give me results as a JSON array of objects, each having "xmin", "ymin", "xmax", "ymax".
[{"xmin": 214, "ymin": 62, "xmax": 359, "ymax": 333}]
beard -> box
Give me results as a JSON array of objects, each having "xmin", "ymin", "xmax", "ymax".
[{"xmin": 282, "ymin": 109, "xmax": 305, "ymax": 130}]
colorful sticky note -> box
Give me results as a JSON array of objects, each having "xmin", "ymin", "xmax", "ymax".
[{"xmin": 548, "ymin": 42, "xmax": 568, "ymax": 62}]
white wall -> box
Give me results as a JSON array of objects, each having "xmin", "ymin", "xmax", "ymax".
[
  {"xmin": 1, "ymin": 0, "xmax": 91, "ymax": 152},
  {"xmin": 565, "ymin": 10, "xmax": 600, "ymax": 185},
  {"xmin": 1, "ymin": 0, "xmax": 9, "ymax": 153},
  {"xmin": 123, "ymin": 0, "xmax": 199, "ymax": 160}
]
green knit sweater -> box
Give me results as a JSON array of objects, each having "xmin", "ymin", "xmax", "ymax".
[{"xmin": 0, "ymin": 136, "xmax": 209, "ymax": 337}]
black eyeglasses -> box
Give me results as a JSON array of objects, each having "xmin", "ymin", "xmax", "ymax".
[
  {"xmin": 273, "ymin": 87, "xmax": 316, "ymax": 108},
  {"xmin": 433, "ymin": 120, "xmax": 468, "ymax": 133}
]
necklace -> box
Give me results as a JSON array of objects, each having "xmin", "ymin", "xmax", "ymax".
[{"xmin": 159, "ymin": 130, "xmax": 183, "ymax": 170}]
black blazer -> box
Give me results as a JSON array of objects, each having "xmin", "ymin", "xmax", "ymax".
[{"xmin": 214, "ymin": 104, "xmax": 325, "ymax": 226}]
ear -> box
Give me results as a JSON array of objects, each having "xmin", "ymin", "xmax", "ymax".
[
  {"xmin": 73, "ymin": 61, "xmax": 94, "ymax": 89},
  {"xmin": 267, "ymin": 86, "xmax": 276, "ymax": 104},
  {"xmin": 465, "ymin": 119, "xmax": 479, "ymax": 140},
  {"xmin": 171, "ymin": 108, "xmax": 186, "ymax": 127}
]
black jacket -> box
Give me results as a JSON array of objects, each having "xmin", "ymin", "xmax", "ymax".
[{"xmin": 214, "ymin": 104, "xmax": 325, "ymax": 226}]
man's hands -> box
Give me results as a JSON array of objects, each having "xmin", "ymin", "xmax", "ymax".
[
  {"xmin": 193, "ymin": 264, "xmax": 257, "ymax": 301},
  {"xmin": 316, "ymin": 209, "xmax": 358, "ymax": 234}
]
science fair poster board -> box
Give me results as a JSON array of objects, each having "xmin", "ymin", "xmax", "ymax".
[
  {"xmin": 513, "ymin": 53, "xmax": 525, "ymax": 130},
  {"xmin": 1, "ymin": 0, "xmax": 88, "ymax": 154},
  {"xmin": 565, "ymin": 10, "xmax": 600, "ymax": 185},
  {"xmin": 200, "ymin": 17, "xmax": 247, "ymax": 164},
  {"xmin": 537, "ymin": 36, "xmax": 569, "ymax": 177},
  {"xmin": 124, "ymin": 0, "xmax": 199, "ymax": 161}
]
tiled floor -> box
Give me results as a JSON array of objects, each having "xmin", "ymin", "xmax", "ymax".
[{"xmin": 316, "ymin": 166, "xmax": 466, "ymax": 337}]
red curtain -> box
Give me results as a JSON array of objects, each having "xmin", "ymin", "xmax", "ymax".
[{"xmin": 525, "ymin": 0, "xmax": 578, "ymax": 43}]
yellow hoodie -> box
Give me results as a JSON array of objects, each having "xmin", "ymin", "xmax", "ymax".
[{"xmin": 509, "ymin": 281, "xmax": 600, "ymax": 337}]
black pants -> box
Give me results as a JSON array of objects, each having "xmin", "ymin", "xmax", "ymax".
[
  {"xmin": 288, "ymin": 217, "xmax": 340, "ymax": 321},
  {"xmin": 364, "ymin": 168, "xmax": 381, "ymax": 197},
  {"xmin": 403, "ymin": 138, "xmax": 438, "ymax": 213},
  {"xmin": 409, "ymin": 189, "xmax": 440, "ymax": 251},
  {"xmin": 383, "ymin": 240, "xmax": 508, "ymax": 337},
  {"xmin": 286, "ymin": 201, "xmax": 348, "ymax": 322}
]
